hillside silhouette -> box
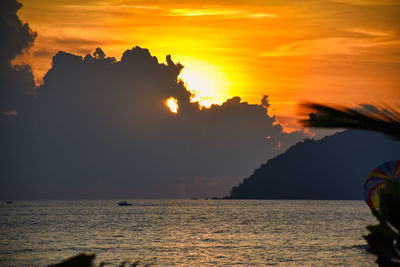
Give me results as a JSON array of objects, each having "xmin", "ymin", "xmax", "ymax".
[{"xmin": 229, "ymin": 130, "xmax": 400, "ymax": 199}]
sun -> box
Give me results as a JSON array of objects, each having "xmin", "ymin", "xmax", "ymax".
[
  {"xmin": 177, "ymin": 58, "xmax": 232, "ymax": 108},
  {"xmin": 166, "ymin": 97, "xmax": 179, "ymax": 113}
]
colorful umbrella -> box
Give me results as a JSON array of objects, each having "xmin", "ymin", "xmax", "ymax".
[{"xmin": 364, "ymin": 160, "xmax": 400, "ymax": 210}]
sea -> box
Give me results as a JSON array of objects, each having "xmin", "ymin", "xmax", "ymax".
[{"xmin": 0, "ymin": 200, "xmax": 377, "ymax": 266}]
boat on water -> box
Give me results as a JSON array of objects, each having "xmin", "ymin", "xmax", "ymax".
[{"xmin": 117, "ymin": 201, "xmax": 132, "ymax": 206}]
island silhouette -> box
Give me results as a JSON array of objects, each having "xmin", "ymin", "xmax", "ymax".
[{"xmin": 229, "ymin": 129, "xmax": 400, "ymax": 200}]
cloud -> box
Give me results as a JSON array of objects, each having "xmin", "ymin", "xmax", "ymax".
[
  {"xmin": 246, "ymin": 13, "xmax": 278, "ymax": 19},
  {"xmin": 345, "ymin": 28, "xmax": 392, "ymax": 37},
  {"xmin": 260, "ymin": 38, "xmax": 356, "ymax": 58},
  {"xmin": 33, "ymin": 49, "xmax": 55, "ymax": 58},
  {"xmin": 169, "ymin": 8, "xmax": 243, "ymax": 17},
  {"xmin": 329, "ymin": 0, "xmax": 398, "ymax": 6},
  {"xmin": 0, "ymin": 0, "xmax": 37, "ymax": 63},
  {"xmin": 168, "ymin": 7, "xmax": 277, "ymax": 19},
  {"xmin": 0, "ymin": 46, "xmax": 307, "ymax": 199},
  {"xmin": 259, "ymin": 36, "xmax": 400, "ymax": 59},
  {"xmin": 0, "ymin": 0, "xmax": 37, "ymax": 114},
  {"xmin": 61, "ymin": 4, "xmax": 161, "ymax": 11}
]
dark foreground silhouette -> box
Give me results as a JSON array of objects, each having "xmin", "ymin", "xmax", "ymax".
[
  {"xmin": 300, "ymin": 103, "xmax": 400, "ymax": 266},
  {"xmin": 50, "ymin": 253, "xmax": 150, "ymax": 267},
  {"xmin": 300, "ymin": 103, "xmax": 400, "ymax": 140},
  {"xmin": 363, "ymin": 180, "xmax": 400, "ymax": 266}
]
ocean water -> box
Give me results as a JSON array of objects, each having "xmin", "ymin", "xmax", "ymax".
[{"xmin": 0, "ymin": 200, "xmax": 377, "ymax": 266}]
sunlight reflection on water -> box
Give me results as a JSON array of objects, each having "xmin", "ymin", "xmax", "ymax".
[{"xmin": 0, "ymin": 200, "xmax": 376, "ymax": 266}]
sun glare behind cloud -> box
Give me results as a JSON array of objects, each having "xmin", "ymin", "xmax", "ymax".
[
  {"xmin": 166, "ymin": 97, "xmax": 178, "ymax": 113},
  {"xmin": 178, "ymin": 58, "xmax": 232, "ymax": 108}
]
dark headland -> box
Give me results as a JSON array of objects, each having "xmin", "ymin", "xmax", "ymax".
[{"xmin": 228, "ymin": 130, "xmax": 400, "ymax": 200}]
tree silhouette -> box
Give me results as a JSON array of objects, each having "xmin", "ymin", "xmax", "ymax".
[{"xmin": 300, "ymin": 103, "xmax": 400, "ymax": 140}]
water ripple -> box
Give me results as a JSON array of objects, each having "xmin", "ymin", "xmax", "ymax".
[{"xmin": 0, "ymin": 200, "xmax": 376, "ymax": 266}]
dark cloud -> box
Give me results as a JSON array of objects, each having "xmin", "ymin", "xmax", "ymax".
[
  {"xmin": 0, "ymin": 46, "xmax": 307, "ymax": 199},
  {"xmin": 45, "ymin": 36, "xmax": 107, "ymax": 46},
  {"xmin": 0, "ymin": 0, "xmax": 36, "ymax": 63},
  {"xmin": 0, "ymin": 0, "xmax": 36, "ymax": 114},
  {"xmin": 39, "ymin": 35, "xmax": 127, "ymax": 48},
  {"xmin": 33, "ymin": 49, "xmax": 55, "ymax": 58}
]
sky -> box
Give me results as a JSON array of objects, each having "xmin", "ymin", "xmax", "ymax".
[
  {"xmin": 1, "ymin": 0, "xmax": 399, "ymax": 199},
  {"xmin": 15, "ymin": 0, "xmax": 400, "ymax": 130}
]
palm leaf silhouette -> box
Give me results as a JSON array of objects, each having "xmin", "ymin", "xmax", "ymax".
[{"xmin": 299, "ymin": 103, "xmax": 400, "ymax": 140}]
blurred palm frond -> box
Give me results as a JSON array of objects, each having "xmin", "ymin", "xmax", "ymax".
[{"xmin": 299, "ymin": 103, "xmax": 400, "ymax": 140}]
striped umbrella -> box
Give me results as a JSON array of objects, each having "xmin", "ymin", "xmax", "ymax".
[{"xmin": 364, "ymin": 160, "xmax": 400, "ymax": 210}]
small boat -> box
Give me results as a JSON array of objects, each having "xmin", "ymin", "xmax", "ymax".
[
  {"xmin": 117, "ymin": 201, "xmax": 132, "ymax": 206},
  {"xmin": 6, "ymin": 201, "xmax": 12, "ymax": 204}
]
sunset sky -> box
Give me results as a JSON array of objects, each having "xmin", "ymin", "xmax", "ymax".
[{"xmin": 16, "ymin": 0, "xmax": 400, "ymax": 130}]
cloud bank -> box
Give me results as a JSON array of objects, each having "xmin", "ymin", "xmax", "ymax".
[
  {"xmin": 0, "ymin": 1, "xmax": 308, "ymax": 199},
  {"xmin": 0, "ymin": 45, "xmax": 308, "ymax": 199},
  {"xmin": 0, "ymin": 0, "xmax": 36, "ymax": 114}
]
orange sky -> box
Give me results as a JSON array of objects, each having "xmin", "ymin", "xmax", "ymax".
[{"xmin": 17, "ymin": 0, "xmax": 400, "ymax": 131}]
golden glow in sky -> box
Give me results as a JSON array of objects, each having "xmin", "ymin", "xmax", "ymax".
[
  {"xmin": 178, "ymin": 58, "xmax": 232, "ymax": 108},
  {"xmin": 17, "ymin": 0, "xmax": 400, "ymax": 130}
]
